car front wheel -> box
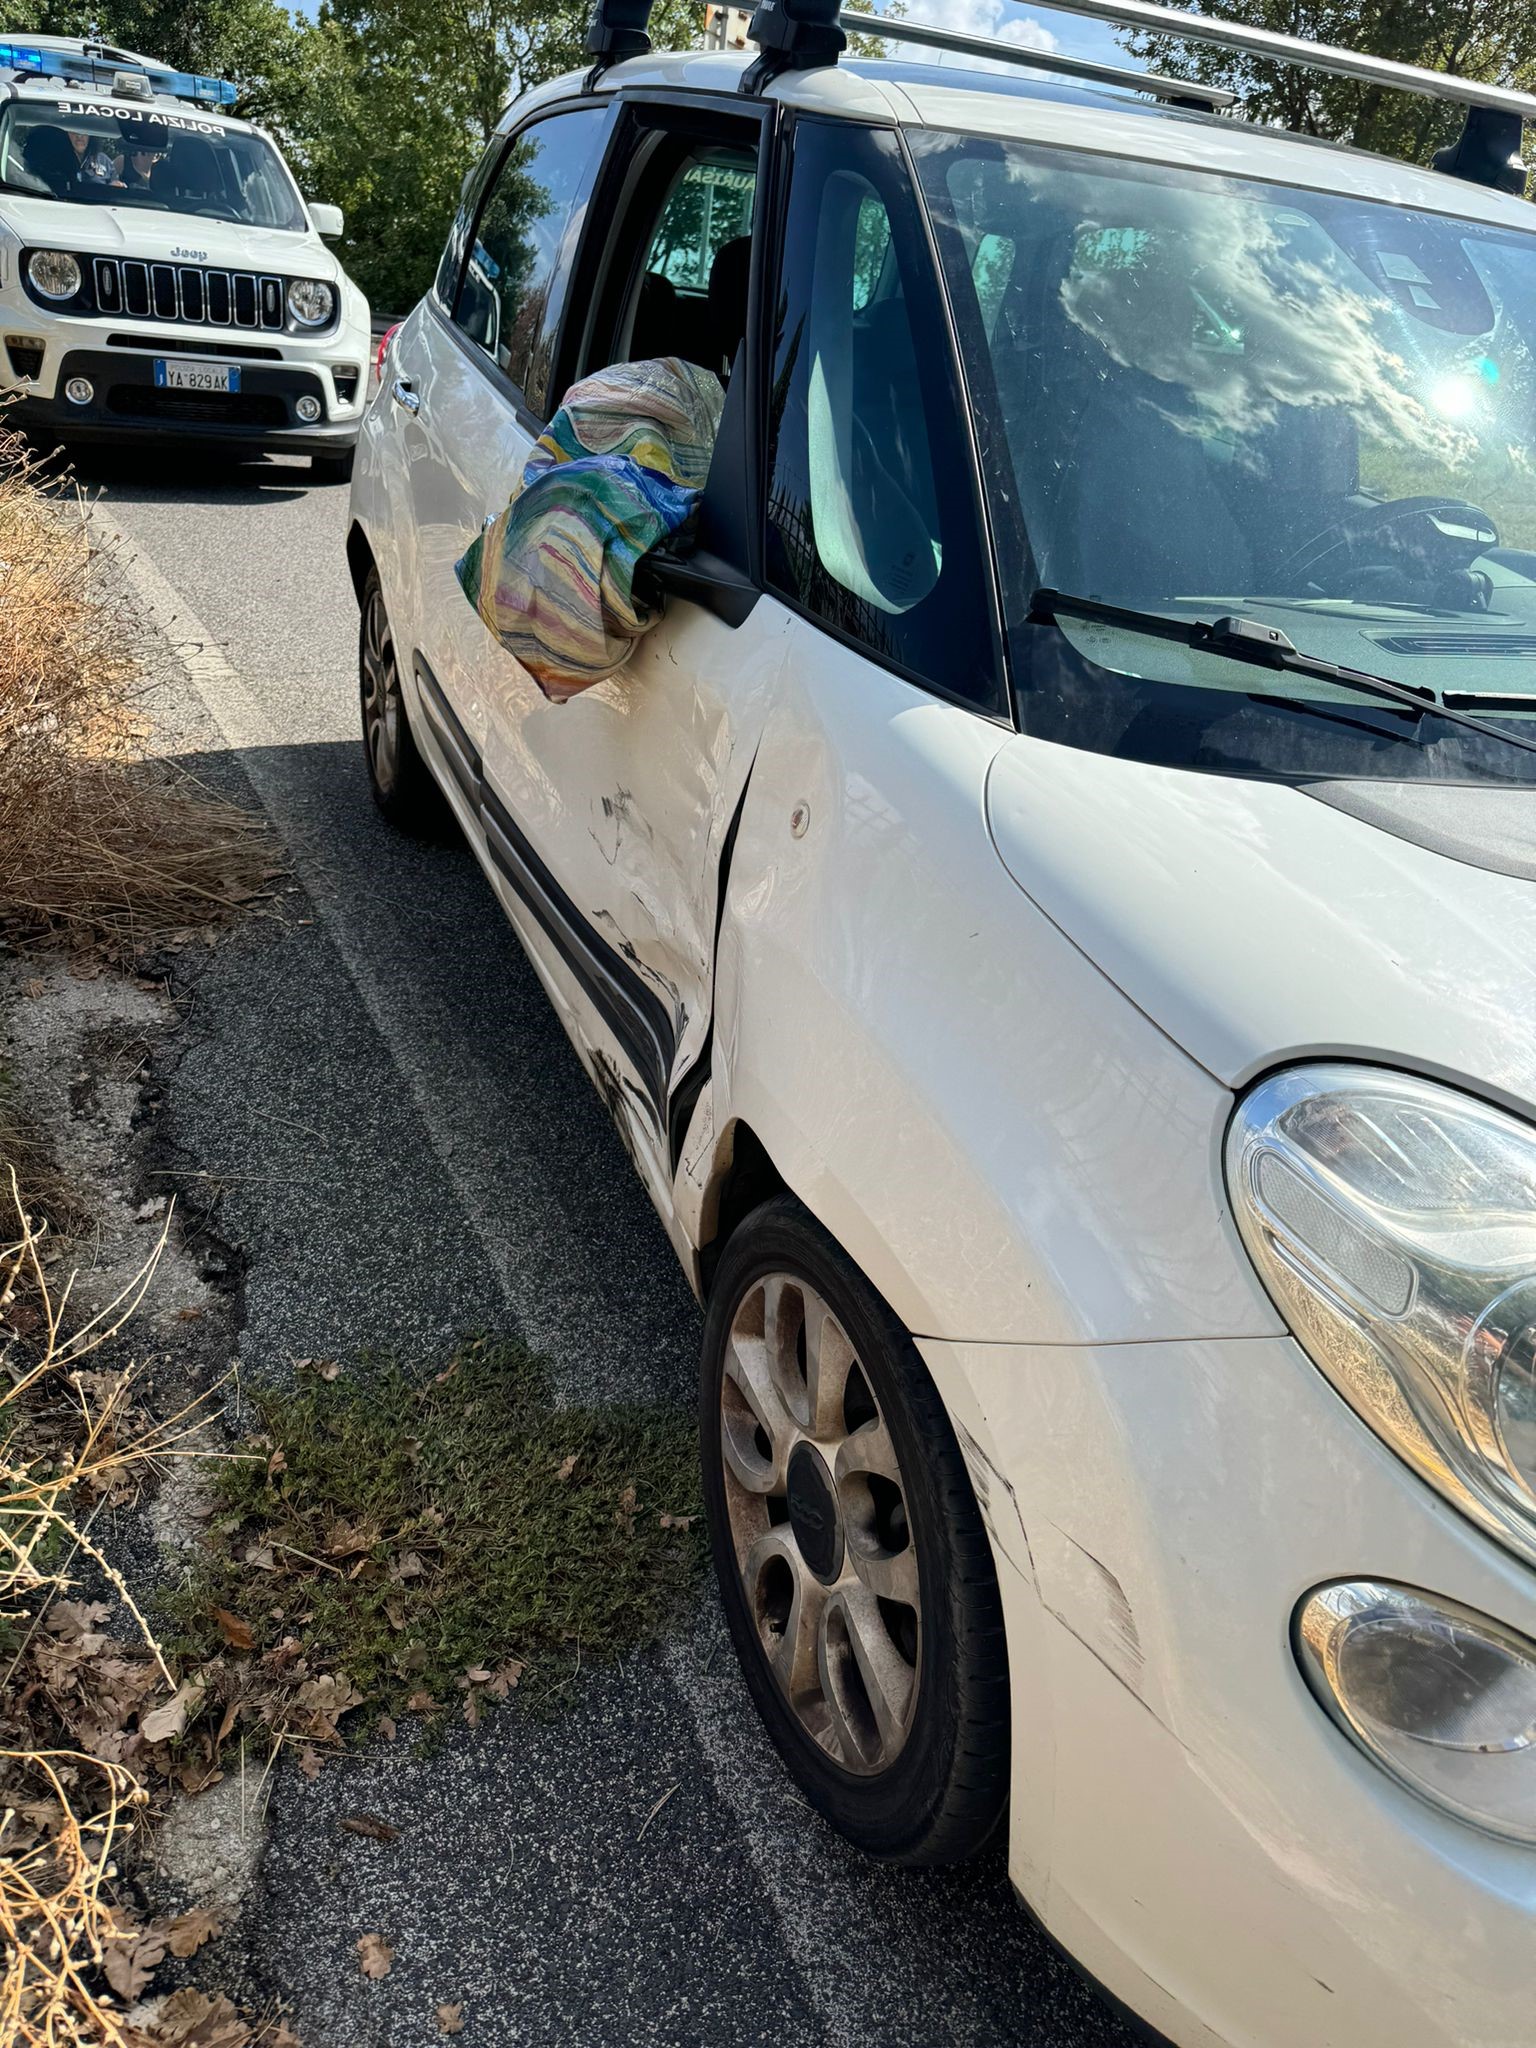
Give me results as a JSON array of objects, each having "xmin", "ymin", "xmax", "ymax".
[{"xmin": 700, "ymin": 1194, "xmax": 1010, "ymax": 1864}]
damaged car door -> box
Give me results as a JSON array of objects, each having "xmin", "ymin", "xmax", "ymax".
[{"xmin": 473, "ymin": 95, "xmax": 794, "ymax": 1200}]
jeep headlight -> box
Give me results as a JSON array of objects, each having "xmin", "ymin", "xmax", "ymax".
[
  {"xmin": 286, "ymin": 278, "xmax": 334, "ymax": 328},
  {"xmin": 27, "ymin": 249, "xmax": 81, "ymax": 301},
  {"xmin": 1227, "ymin": 1063, "xmax": 1536, "ymax": 1562}
]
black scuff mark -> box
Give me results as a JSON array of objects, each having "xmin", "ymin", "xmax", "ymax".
[
  {"xmin": 587, "ymin": 1049, "xmax": 648, "ymax": 1171},
  {"xmin": 591, "ymin": 906, "xmax": 684, "ymax": 1020}
]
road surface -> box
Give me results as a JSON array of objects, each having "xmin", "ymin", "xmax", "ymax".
[{"xmin": 82, "ymin": 443, "xmax": 1137, "ymax": 2048}]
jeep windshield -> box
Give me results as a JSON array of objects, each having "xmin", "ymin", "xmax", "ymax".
[
  {"xmin": 913, "ymin": 131, "xmax": 1536, "ymax": 785},
  {"xmin": 0, "ymin": 100, "xmax": 306, "ymax": 232}
]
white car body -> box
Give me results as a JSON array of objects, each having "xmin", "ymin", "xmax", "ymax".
[
  {"xmin": 0, "ymin": 64, "xmax": 369, "ymax": 460},
  {"xmin": 349, "ymin": 47, "xmax": 1536, "ymax": 2047}
]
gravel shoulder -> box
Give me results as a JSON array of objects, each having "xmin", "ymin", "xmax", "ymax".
[{"xmin": 72, "ymin": 448, "xmax": 1133, "ymax": 2048}]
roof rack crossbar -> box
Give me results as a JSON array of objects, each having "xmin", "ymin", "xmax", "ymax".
[
  {"xmin": 1020, "ymin": 0, "xmax": 1536, "ymax": 125},
  {"xmin": 836, "ymin": 10, "xmax": 1234, "ymax": 109},
  {"xmin": 584, "ymin": 0, "xmax": 656, "ymax": 87},
  {"xmin": 742, "ymin": 0, "xmax": 846, "ymax": 93}
]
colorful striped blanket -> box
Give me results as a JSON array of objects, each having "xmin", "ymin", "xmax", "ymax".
[{"xmin": 455, "ymin": 356, "xmax": 724, "ymax": 702}]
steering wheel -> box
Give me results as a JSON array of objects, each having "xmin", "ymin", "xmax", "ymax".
[{"xmin": 1277, "ymin": 494, "xmax": 1499, "ymax": 593}]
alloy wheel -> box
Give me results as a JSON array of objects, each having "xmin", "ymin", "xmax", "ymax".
[
  {"xmin": 718, "ymin": 1270, "xmax": 921, "ymax": 1774},
  {"xmin": 360, "ymin": 579, "xmax": 401, "ymax": 793}
]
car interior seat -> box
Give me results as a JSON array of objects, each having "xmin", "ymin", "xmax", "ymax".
[
  {"xmin": 806, "ymin": 225, "xmax": 941, "ymax": 615},
  {"xmin": 850, "ymin": 294, "xmax": 939, "ymax": 544},
  {"xmin": 1001, "ymin": 231, "xmax": 1258, "ymax": 601},
  {"xmin": 156, "ymin": 135, "xmax": 221, "ymax": 204},
  {"xmin": 707, "ymin": 236, "xmax": 751, "ymax": 378},
  {"xmin": 630, "ymin": 270, "xmax": 682, "ymax": 361},
  {"xmin": 22, "ymin": 125, "xmax": 78, "ymax": 198}
]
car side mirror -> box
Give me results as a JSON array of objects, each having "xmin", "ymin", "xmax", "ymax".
[
  {"xmin": 648, "ymin": 342, "xmax": 760, "ymax": 629},
  {"xmin": 310, "ymin": 201, "xmax": 344, "ymax": 240}
]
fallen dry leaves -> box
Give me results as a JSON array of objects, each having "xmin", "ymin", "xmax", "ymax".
[
  {"xmin": 356, "ymin": 1934, "xmax": 394, "ymax": 1980},
  {"xmin": 165, "ymin": 1907, "xmax": 222, "ymax": 1958},
  {"xmin": 0, "ymin": 1186, "xmax": 296, "ymax": 2048},
  {"xmin": 211, "ymin": 1608, "xmax": 255, "ymax": 1652},
  {"xmin": 436, "ymin": 2004, "xmax": 464, "ymax": 2036},
  {"xmin": 136, "ymin": 1986, "xmax": 297, "ymax": 2046},
  {"xmin": 336, "ymin": 1812, "xmax": 400, "ymax": 1845}
]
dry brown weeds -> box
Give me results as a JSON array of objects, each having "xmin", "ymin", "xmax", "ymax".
[
  {"xmin": 0, "ymin": 1180, "xmax": 298, "ymax": 2046},
  {"xmin": 0, "ymin": 418, "xmax": 274, "ymax": 962},
  {"xmin": 0, "ymin": 413, "xmax": 293, "ymax": 2040}
]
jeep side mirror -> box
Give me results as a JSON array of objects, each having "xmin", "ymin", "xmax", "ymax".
[{"xmin": 310, "ymin": 201, "xmax": 344, "ymax": 240}]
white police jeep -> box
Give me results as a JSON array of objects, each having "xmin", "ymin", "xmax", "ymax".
[{"xmin": 0, "ymin": 36, "xmax": 369, "ymax": 477}]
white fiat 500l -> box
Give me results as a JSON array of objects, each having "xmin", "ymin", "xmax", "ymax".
[{"xmin": 349, "ymin": 36, "xmax": 1536, "ymax": 2048}]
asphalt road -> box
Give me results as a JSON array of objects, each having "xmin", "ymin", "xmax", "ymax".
[{"xmin": 81, "ymin": 442, "xmax": 1138, "ymax": 2048}]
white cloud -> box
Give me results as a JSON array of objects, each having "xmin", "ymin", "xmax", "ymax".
[{"xmin": 859, "ymin": 0, "xmax": 1060, "ymax": 72}]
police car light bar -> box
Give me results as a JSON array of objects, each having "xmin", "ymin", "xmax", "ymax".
[
  {"xmin": 834, "ymin": 9, "xmax": 1234, "ymax": 110},
  {"xmin": 0, "ymin": 41, "xmax": 238, "ymax": 106}
]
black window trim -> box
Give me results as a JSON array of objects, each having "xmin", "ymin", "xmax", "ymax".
[
  {"xmin": 435, "ymin": 91, "xmax": 614, "ymax": 428},
  {"xmin": 760, "ymin": 112, "xmax": 1015, "ymax": 728},
  {"xmin": 547, "ymin": 89, "xmax": 775, "ymax": 401},
  {"xmin": 544, "ymin": 83, "xmax": 780, "ymax": 595}
]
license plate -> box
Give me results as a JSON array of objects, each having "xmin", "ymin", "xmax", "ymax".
[{"xmin": 154, "ymin": 359, "xmax": 238, "ymax": 394}]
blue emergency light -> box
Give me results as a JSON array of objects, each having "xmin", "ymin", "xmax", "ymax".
[{"xmin": 0, "ymin": 41, "xmax": 239, "ymax": 106}]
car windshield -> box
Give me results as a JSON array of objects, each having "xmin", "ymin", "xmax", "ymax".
[
  {"xmin": 0, "ymin": 100, "xmax": 305, "ymax": 231},
  {"xmin": 912, "ymin": 130, "xmax": 1536, "ymax": 784}
]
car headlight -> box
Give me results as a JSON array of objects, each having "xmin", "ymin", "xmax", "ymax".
[
  {"xmin": 286, "ymin": 278, "xmax": 334, "ymax": 328},
  {"xmin": 1227, "ymin": 1062, "xmax": 1536, "ymax": 1563},
  {"xmin": 1296, "ymin": 1580, "xmax": 1536, "ymax": 1843},
  {"xmin": 27, "ymin": 249, "xmax": 81, "ymax": 301}
]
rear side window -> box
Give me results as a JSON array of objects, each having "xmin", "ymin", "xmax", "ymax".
[
  {"xmin": 643, "ymin": 155, "xmax": 755, "ymax": 290},
  {"xmin": 451, "ymin": 105, "xmax": 609, "ymax": 415},
  {"xmin": 764, "ymin": 119, "xmax": 1003, "ymax": 712}
]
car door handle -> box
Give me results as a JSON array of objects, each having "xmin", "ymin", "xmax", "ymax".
[{"xmin": 391, "ymin": 377, "xmax": 420, "ymax": 415}]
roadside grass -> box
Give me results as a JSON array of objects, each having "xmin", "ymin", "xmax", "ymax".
[
  {"xmin": 0, "ymin": 1067, "xmax": 92, "ymax": 1248},
  {"xmin": 0, "ymin": 412, "xmax": 292, "ymax": 2043},
  {"xmin": 0, "ymin": 414, "xmax": 273, "ymax": 964},
  {"xmin": 165, "ymin": 1336, "xmax": 705, "ymax": 1747}
]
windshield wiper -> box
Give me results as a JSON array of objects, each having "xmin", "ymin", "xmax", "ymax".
[{"xmin": 1029, "ymin": 588, "xmax": 1536, "ymax": 761}]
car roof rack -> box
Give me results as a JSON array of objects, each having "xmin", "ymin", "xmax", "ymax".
[
  {"xmin": 585, "ymin": 0, "xmax": 1536, "ymax": 194},
  {"xmin": 833, "ymin": 9, "xmax": 1235, "ymax": 111},
  {"xmin": 1025, "ymin": 0, "xmax": 1536, "ymax": 193},
  {"xmin": 585, "ymin": 0, "xmax": 657, "ymax": 88}
]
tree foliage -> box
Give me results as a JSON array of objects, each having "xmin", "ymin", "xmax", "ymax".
[
  {"xmin": 1125, "ymin": 0, "xmax": 1536, "ymax": 165},
  {"xmin": 20, "ymin": 0, "xmax": 1536, "ymax": 313},
  {"xmin": 19, "ymin": 0, "xmax": 701, "ymax": 310}
]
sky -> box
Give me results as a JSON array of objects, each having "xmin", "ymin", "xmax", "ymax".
[
  {"xmin": 864, "ymin": 0, "xmax": 1133, "ymax": 71},
  {"xmin": 284, "ymin": 0, "xmax": 1138, "ymax": 73}
]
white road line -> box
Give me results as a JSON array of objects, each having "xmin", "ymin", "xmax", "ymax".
[{"xmin": 92, "ymin": 501, "xmax": 877, "ymax": 2048}]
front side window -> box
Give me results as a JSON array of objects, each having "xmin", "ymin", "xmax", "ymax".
[
  {"xmin": 453, "ymin": 105, "xmax": 609, "ymax": 414},
  {"xmin": 915, "ymin": 132, "xmax": 1536, "ymax": 784},
  {"xmin": 765, "ymin": 119, "xmax": 1003, "ymax": 711},
  {"xmin": 0, "ymin": 101, "xmax": 304, "ymax": 229}
]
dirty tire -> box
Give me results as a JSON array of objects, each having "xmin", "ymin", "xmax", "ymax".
[
  {"xmin": 700, "ymin": 1194, "xmax": 1009, "ymax": 1864},
  {"xmin": 359, "ymin": 566, "xmax": 448, "ymax": 835},
  {"xmin": 311, "ymin": 448, "xmax": 355, "ymax": 483}
]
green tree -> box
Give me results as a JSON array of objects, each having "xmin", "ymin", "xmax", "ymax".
[
  {"xmin": 1125, "ymin": 0, "xmax": 1536, "ymax": 165},
  {"xmin": 9, "ymin": 0, "xmax": 706, "ymax": 311},
  {"xmin": 14, "ymin": 0, "xmax": 311, "ymax": 125},
  {"xmin": 281, "ymin": 0, "xmax": 703, "ymax": 309}
]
